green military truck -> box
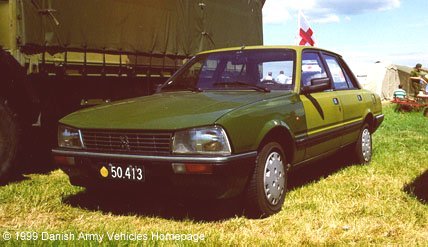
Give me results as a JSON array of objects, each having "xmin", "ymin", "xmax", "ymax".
[{"xmin": 0, "ymin": 0, "xmax": 265, "ymax": 182}]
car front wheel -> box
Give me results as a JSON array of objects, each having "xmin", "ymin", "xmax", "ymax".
[{"xmin": 244, "ymin": 142, "xmax": 288, "ymax": 218}]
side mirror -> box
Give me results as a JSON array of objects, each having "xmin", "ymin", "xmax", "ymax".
[{"xmin": 301, "ymin": 77, "xmax": 331, "ymax": 94}]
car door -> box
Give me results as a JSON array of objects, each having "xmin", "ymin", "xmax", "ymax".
[
  {"xmin": 299, "ymin": 51, "xmax": 343, "ymax": 159},
  {"xmin": 322, "ymin": 53, "xmax": 364, "ymax": 146}
]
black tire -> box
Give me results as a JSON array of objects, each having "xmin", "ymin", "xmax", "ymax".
[
  {"xmin": 244, "ymin": 142, "xmax": 288, "ymax": 218},
  {"xmin": 0, "ymin": 100, "xmax": 21, "ymax": 183},
  {"xmin": 354, "ymin": 123, "xmax": 372, "ymax": 164}
]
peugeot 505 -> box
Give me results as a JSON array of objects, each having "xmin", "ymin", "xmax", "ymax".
[{"xmin": 52, "ymin": 46, "xmax": 384, "ymax": 217}]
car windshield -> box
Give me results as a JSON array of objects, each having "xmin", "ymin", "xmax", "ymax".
[{"xmin": 161, "ymin": 49, "xmax": 296, "ymax": 92}]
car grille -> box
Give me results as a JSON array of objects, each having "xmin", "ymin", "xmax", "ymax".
[{"xmin": 80, "ymin": 130, "xmax": 172, "ymax": 154}]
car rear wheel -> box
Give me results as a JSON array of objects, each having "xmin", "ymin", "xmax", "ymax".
[
  {"xmin": 354, "ymin": 123, "xmax": 372, "ymax": 164},
  {"xmin": 0, "ymin": 100, "xmax": 20, "ymax": 183},
  {"xmin": 244, "ymin": 142, "xmax": 288, "ymax": 218}
]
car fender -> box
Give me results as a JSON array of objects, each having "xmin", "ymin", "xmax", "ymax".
[
  {"xmin": 216, "ymin": 93, "xmax": 305, "ymax": 156},
  {"xmin": 254, "ymin": 119, "xmax": 293, "ymax": 147},
  {"xmin": 253, "ymin": 119, "xmax": 297, "ymax": 162},
  {"xmin": 361, "ymin": 108, "xmax": 375, "ymax": 129}
]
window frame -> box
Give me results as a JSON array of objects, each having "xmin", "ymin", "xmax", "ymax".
[
  {"xmin": 300, "ymin": 50, "xmax": 333, "ymax": 91},
  {"xmin": 320, "ymin": 52, "xmax": 361, "ymax": 90}
]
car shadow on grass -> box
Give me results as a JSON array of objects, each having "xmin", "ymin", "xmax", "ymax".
[
  {"xmin": 403, "ymin": 169, "xmax": 428, "ymax": 204},
  {"xmin": 287, "ymin": 148, "xmax": 356, "ymax": 190},
  {"xmin": 63, "ymin": 189, "xmax": 245, "ymax": 222},
  {"xmin": 0, "ymin": 174, "xmax": 29, "ymax": 186},
  {"xmin": 62, "ymin": 149, "xmax": 357, "ymax": 222}
]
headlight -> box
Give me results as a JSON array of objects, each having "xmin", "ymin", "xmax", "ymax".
[
  {"xmin": 172, "ymin": 126, "xmax": 231, "ymax": 155},
  {"xmin": 58, "ymin": 125, "xmax": 83, "ymax": 149}
]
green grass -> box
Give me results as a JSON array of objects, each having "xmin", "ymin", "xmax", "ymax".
[{"xmin": 1, "ymin": 105, "xmax": 427, "ymax": 246}]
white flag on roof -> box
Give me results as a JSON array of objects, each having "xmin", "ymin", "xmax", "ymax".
[{"xmin": 297, "ymin": 10, "xmax": 315, "ymax": 46}]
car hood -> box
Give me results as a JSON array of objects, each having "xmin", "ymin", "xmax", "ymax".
[{"xmin": 60, "ymin": 91, "xmax": 288, "ymax": 130}]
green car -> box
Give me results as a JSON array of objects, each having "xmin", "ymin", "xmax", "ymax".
[{"xmin": 52, "ymin": 46, "xmax": 383, "ymax": 217}]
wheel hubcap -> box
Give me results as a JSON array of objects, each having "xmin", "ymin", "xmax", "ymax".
[
  {"xmin": 361, "ymin": 128, "xmax": 371, "ymax": 162},
  {"xmin": 263, "ymin": 151, "xmax": 285, "ymax": 206}
]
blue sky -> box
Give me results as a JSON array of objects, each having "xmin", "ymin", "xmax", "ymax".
[{"xmin": 262, "ymin": 0, "xmax": 428, "ymax": 74}]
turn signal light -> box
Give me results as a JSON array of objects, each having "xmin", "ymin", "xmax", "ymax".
[
  {"xmin": 53, "ymin": 156, "xmax": 75, "ymax": 166},
  {"xmin": 172, "ymin": 163, "xmax": 213, "ymax": 174}
]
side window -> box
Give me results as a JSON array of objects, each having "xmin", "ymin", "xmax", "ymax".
[
  {"xmin": 301, "ymin": 52, "xmax": 327, "ymax": 88},
  {"xmin": 324, "ymin": 54, "xmax": 355, "ymax": 90}
]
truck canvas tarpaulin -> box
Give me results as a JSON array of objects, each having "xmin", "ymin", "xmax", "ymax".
[
  {"xmin": 0, "ymin": 0, "xmax": 265, "ymax": 182},
  {"xmin": 20, "ymin": 0, "xmax": 264, "ymax": 56}
]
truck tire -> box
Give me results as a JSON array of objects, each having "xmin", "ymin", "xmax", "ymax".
[
  {"xmin": 0, "ymin": 100, "xmax": 21, "ymax": 183},
  {"xmin": 244, "ymin": 142, "xmax": 288, "ymax": 218}
]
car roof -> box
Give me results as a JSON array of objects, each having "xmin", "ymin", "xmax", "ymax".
[{"xmin": 197, "ymin": 45, "xmax": 342, "ymax": 58}]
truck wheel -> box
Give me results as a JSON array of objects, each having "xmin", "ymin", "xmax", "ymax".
[
  {"xmin": 0, "ymin": 100, "xmax": 20, "ymax": 183},
  {"xmin": 245, "ymin": 142, "xmax": 287, "ymax": 218},
  {"xmin": 354, "ymin": 124, "xmax": 372, "ymax": 164}
]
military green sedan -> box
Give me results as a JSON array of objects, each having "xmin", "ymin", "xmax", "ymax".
[{"xmin": 52, "ymin": 46, "xmax": 383, "ymax": 218}]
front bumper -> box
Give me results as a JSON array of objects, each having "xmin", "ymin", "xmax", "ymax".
[{"xmin": 52, "ymin": 149, "xmax": 257, "ymax": 199}]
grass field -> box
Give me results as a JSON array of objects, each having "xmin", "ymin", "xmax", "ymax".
[{"xmin": 0, "ymin": 105, "xmax": 427, "ymax": 246}]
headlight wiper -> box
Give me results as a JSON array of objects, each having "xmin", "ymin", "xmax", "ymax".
[{"xmin": 213, "ymin": 81, "xmax": 270, "ymax": 92}]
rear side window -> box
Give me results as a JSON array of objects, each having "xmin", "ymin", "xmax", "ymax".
[
  {"xmin": 324, "ymin": 54, "xmax": 355, "ymax": 90},
  {"xmin": 301, "ymin": 52, "xmax": 328, "ymax": 88}
]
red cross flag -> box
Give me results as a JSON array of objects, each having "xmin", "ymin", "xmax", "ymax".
[{"xmin": 298, "ymin": 10, "xmax": 315, "ymax": 46}]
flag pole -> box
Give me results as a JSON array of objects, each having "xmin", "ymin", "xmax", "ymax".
[{"xmin": 296, "ymin": 10, "xmax": 301, "ymax": 45}]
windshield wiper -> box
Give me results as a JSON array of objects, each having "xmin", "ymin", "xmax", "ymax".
[
  {"xmin": 160, "ymin": 85, "xmax": 203, "ymax": 92},
  {"xmin": 213, "ymin": 81, "xmax": 270, "ymax": 92},
  {"xmin": 184, "ymin": 87, "xmax": 203, "ymax": 92}
]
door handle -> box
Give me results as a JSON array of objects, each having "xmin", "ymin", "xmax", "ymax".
[
  {"xmin": 333, "ymin": 98, "xmax": 339, "ymax": 105},
  {"xmin": 357, "ymin": 95, "xmax": 362, "ymax": 101}
]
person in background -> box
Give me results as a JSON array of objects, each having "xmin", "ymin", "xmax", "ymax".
[
  {"xmin": 262, "ymin": 72, "xmax": 274, "ymax": 81},
  {"xmin": 424, "ymin": 74, "xmax": 428, "ymax": 95},
  {"xmin": 276, "ymin": 70, "xmax": 287, "ymax": 84},
  {"xmin": 393, "ymin": 84, "xmax": 406, "ymax": 100},
  {"xmin": 410, "ymin": 63, "xmax": 428, "ymax": 97}
]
